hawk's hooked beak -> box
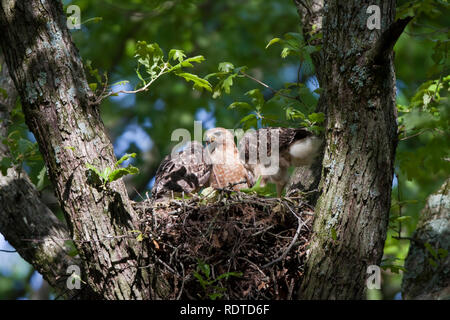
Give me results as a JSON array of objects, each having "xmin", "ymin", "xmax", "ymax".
[
  {"xmin": 205, "ymin": 135, "xmax": 217, "ymax": 152},
  {"xmin": 205, "ymin": 135, "xmax": 216, "ymax": 144}
]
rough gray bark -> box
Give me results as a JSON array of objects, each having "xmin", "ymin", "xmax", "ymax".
[
  {"xmin": 1, "ymin": 57, "xmax": 81, "ymax": 297},
  {"xmin": 293, "ymin": 1, "xmax": 410, "ymax": 299},
  {"xmin": 0, "ymin": 169, "xmax": 81, "ymax": 296},
  {"xmin": 0, "ymin": 0, "xmax": 151, "ymax": 299},
  {"xmin": 402, "ymin": 179, "xmax": 450, "ymax": 300}
]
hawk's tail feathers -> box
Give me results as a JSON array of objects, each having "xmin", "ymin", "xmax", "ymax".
[{"xmin": 289, "ymin": 136, "xmax": 322, "ymax": 166}]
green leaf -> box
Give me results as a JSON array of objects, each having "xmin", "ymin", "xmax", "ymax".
[
  {"xmin": 36, "ymin": 166, "xmax": 47, "ymax": 191},
  {"xmin": 216, "ymin": 271, "xmax": 242, "ymax": 280},
  {"xmin": 168, "ymin": 56, "xmax": 206, "ymax": 72},
  {"xmin": 209, "ymin": 293, "xmax": 223, "ymax": 300},
  {"xmin": 102, "ymin": 167, "xmax": 112, "ymax": 180},
  {"xmin": 222, "ymin": 74, "xmax": 236, "ymax": 94},
  {"xmin": 89, "ymin": 83, "xmax": 97, "ymax": 92},
  {"xmin": 111, "ymin": 80, "xmax": 130, "ymax": 87},
  {"xmin": 168, "ymin": 49, "xmax": 186, "ymax": 62},
  {"xmin": 202, "ymin": 263, "xmax": 210, "ymax": 279},
  {"xmin": 85, "ymin": 59, "xmax": 102, "ymax": 83},
  {"xmin": 86, "ymin": 163, "xmax": 104, "ymax": 185},
  {"xmin": 314, "ymin": 88, "xmax": 324, "ymax": 95},
  {"xmin": 0, "ymin": 87, "xmax": 7, "ymax": 99},
  {"xmin": 438, "ymin": 248, "xmax": 448, "ymax": 259},
  {"xmin": 245, "ymin": 88, "xmax": 265, "ymax": 111},
  {"xmin": 81, "ymin": 17, "xmax": 103, "ymax": 25},
  {"xmin": 228, "ymin": 102, "xmax": 252, "ymax": 110},
  {"xmin": 428, "ymin": 258, "xmax": 438, "ymax": 268},
  {"xmin": 218, "ymin": 62, "xmax": 234, "ymax": 72},
  {"xmin": 204, "ymin": 71, "xmax": 229, "ymax": 80},
  {"xmin": 65, "ymin": 240, "xmax": 79, "ymax": 257},
  {"xmin": 265, "ymin": 37, "xmax": 281, "ymax": 49},
  {"xmin": 108, "ymin": 165, "xmax": 139, "ymax": 183},
  {"xmin": 116, "ymin": 152, "xmax": 137, "ymax": 166},
  {"xmin": 175, "ymin": 72, "xmax": 212, "ymax": 92},
  {"xmin": 281, "ymin": 47, "xmax": 292, "ymax": 58},
  {"xmin": 193, "ymin": 272, "xmax": 207, "ymax": 289},
  {"xmin": 17, "ymin": 138, "xmax": 34, "ymax": 155},
  {"xmin": 234, "ymin": 66, "xmax": 248, "ymax": 74},
  {"xmin": 424, "ymin": 242, "xmax": 438, "ymax": 259},
  {"xmin": 308, "ymin": 112, "xmax": 325, "ymax": 123},
  {"xmin": 240, "ymin": 113, "xmax": 257, "ymax": 124},
  {"xmin": 304, "ymin": 44, "xmax": 321, "ymax": 54},
  {"xmin": 240, "ymin": 177, "xmax": 277, "ymax": 197},
  {"xmin": 184, "ymin": 55, "xmax": 206, "ymax": 64},
  {"xmin": 284, "ymin": 32, "xmax": 303, "ymax": 42},
  {"xmin": 0, "ymin": 157, "xmax": 12, "ymax": 176},
  {"xmin": 285, "ymin": 106, "xmax": 305, "ymax": 120},
  {"xmin": 134, "ymin": 41, "xmax": 164, "ymax": 76}
]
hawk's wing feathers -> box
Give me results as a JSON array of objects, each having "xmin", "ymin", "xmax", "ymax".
[
  {"xmin": 238, "ymin": 127, "xmax": 321, "ymax": 196},
  {"xmin": 153, "ymin": 141, "xmax": 211, "ymax": 199},
  {"xmin": 238, "ymin": 127, "xmax": 312, "ymax": 163}
]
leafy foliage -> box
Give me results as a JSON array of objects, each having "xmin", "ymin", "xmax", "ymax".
[
  {"xmin": 193, "ymin": 260, "xmax": 242, "ymax": 300},
  {"xmin": 266, "ymin": 31, "xmax": 321, "ymax": 60},
  {"xmin": 86, "ymin": 153, "xmax": 139, "ymax": 188},
  {"xmin": 0, "ymin": 101, "xmax": 45, "ymax": 188},
  {"xmin": 134, "ymin": 40, "xmax": 211, "ymax": 92},
  {"xmin": 240, "ymin": 176, "xmax": 277, "ymax": 197},
  {"xmin": 424, "ymin": 242, "xmax": 448, "ymax": 268}
]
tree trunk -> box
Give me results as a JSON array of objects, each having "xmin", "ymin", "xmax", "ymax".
[
  {"xmin": 293, "ymin": 1, "xmax": 410, "ymax": 299},
  {"xmin": 402, "ymin": 179, "xmax": 450, "ymax": 300},
  {"xmin": 1, "ymin": 55, "xmax": 87, "ymax": 298},
  {"xmin": 0, "ymin": 0, "xmax": 151, "ymax": 299}
]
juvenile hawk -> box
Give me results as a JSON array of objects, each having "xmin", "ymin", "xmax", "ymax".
[
  {"xmin": 205, "ymin": 127, "xmax": 252, "ymax": 191},
  {"xmin": 238, "ymin": 127, "xmax": 321, "ymax": 196},
  {"xmin": 152, "ymin": 141, "xmax": 211, "ymax": 199}
]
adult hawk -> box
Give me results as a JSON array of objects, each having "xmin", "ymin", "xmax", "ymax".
[
  {"xmin": 238, "ymin": 127, "xmax": 321, "ymax": 196},
  {"xmin": 205, "ymin": 127, "xmax": 252, "ymax": 191},
  {"xmin": 152, "ymin": 141, "xmax": 211, "ymax": 199}
]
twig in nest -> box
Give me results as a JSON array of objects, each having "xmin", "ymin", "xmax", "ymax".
[
  {"xmin": 287, "ymin": 278, "xmax": 295, "ymax": 300},
  {"xmin": 262, "ymin": 214, "xmax": 305, "ymax": 269},
  {"xmin": 140, "ymin": 256, "xmax": 180, "ymax": 277},
  {"xmin": 176, "ymin": 262, "xmax": 185, "ymax": 300},
  {"xmin": 239, "ymin": 257, "xmax": 267, "ymax": 278},
  {"xmin": 215, "ymin": 180, "xmax": 247, "ymax": 192}
]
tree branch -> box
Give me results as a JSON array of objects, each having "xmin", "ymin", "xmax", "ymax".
[
  {"xmin": 0, "ymin": 170, "xmax": 84, "ymax": 297},
  {"xmin": 0, "ymin": 57, "xmax": 85, "ymax": 298},
  {"xmin": 402, "ymin": 178, "xmax": 450, "ymax": 300},
  {"xmin": 367, "ymin": 16, "xmax": 414, "ymax": 65}
]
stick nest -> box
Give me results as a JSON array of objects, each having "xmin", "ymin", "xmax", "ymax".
[{"xmin": 137, "ymin": 190, "xmax": 314, "ymax": 300}]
